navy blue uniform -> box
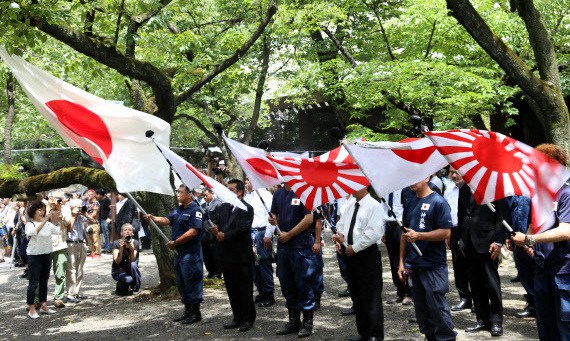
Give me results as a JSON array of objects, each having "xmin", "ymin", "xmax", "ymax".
[
  {"xmin": 403, "ymin": 192, "xmax": 456, "ymax": 341},
  {"xmin": 167, "ymin": 202, "xmax": 203, "ymax": 305},
  {"xmin": 533, "ymin": 183, "xmax": 570, "ymax": 340},
  {"xmin": 309, "ymin": 213, "xmax": 324, "ymax": 297},
  {"xmin": 271, "ymin": 188, "xmax": 318, "ymax": 311}
]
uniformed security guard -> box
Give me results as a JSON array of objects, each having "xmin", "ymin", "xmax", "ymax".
[
  {"xmin": 399, "ymin": 177, "xmax": 456, "ymax": 341},
  {"xmin": 145, "ymin": 184, "xmax": 204, "ymax": 324},
  {"xmin": 270, "ymin": 184, "xmax": 317, "ymax": 338}
]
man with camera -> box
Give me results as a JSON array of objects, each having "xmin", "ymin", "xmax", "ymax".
[
  {"xmin": 66, "ymin": 199, "xmax": 88, "ymax": 303},
  {"xmin": 112, "ymin": 223, "xmax": 141, "ymax": 296},
  {"xmin": 84, "ymin": 189, "xmax": 101, "ymax": 258}
]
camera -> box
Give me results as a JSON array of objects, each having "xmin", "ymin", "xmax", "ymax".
[
  {"xmin": 125, "ymin": 236, "xmax": 133, "ymax": 243},
  {"xmin": 213, "ymin": 167, "xmax": 223, "ymax": 175},
  {"xmin": 81, "ymin": 205, "xmax": 87, "ymax": 213},
  {"xmin": 57, "ymin": 198, "xmax": 62, "ymax": 204}
]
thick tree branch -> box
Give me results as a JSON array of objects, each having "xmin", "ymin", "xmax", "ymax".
[
  {"xmin": 243, "ymin": 34, "xmax": 271, "ymax": 146},
  {"xmin": 25, "ymin": 15, "xmax": 176, "ymax": 121},
  {"xmin": 4, "ymin": 71, "xmax": 15, "ymax": 165},
  {"xmin": 445, "ymin": 0, "xmax": 547, "ymax": 103},
  {"xmin": 174, "ymin": 113, "xmax": 219, "ymax": 143},
  {"xmin": 321, "ymin": 26, "xmax": 357, "ymax": 67},
  {"xmin": 424, "ymin": 20, "xmax": 437, "ymax": 59},
  {"xmin": 113, "ymin": 0, "xmax": 126, "ymax": 45},
  {"xmin": 132, "ymin": 0, "xmax": 173, "ymax": 25},
  {"xmin": 368, "ymin": 3, "xmax": 395, "ymax": 61},
  {"xmin": 514, "ymin": 0, "xmax": 561, "ymax": 88},
  {"xmin": 175, "ymin": 0, "xmax": 277, "ymax": 106},
  {"xmin": 0, "ymin": 167, "xmax": 116, "ymax": 198},
  {"xmin": 446, "ymin": 0, "xmax": 570, "ymax": 148}
]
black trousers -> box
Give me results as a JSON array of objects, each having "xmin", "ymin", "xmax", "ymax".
[
  {"xmin": 384, "ymin": 221, "xmax": 411, "ymax": 298},
  {"xmin": 450, "ymin": 228, "xmax": 471, "ymax": 300},
  {"xmin": 221, "ymin": 261, "xmax": 256, "ymax": 324},
  {"xmin": 346, "ymin": 245, "xmax": 384, "ymax": 339},
  {"xmin": 202, "ymin": 240, "xmax": 222, "ymax": 276},
  {"xmin": 465, "ymin": 243, "xmax": 503, "ymax": 324}
]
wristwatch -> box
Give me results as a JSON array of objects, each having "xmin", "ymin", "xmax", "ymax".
[{"xmin": 525, "ymin": 235, "xmax": 536, "ymax": 247}]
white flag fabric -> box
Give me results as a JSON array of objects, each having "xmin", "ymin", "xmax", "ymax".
[
  {"xmin": 271, "ymin": 151, "xmax": 310, "ymax": 158},
  {"xmin": 222, "ymin": 133, "xmax": 283, "ymax": 190},
  {"xmin": 0, "ymin": 48, "xmax": 173, "ymax": 195},
  {"xmin": 154, "ymin": 142, "xmax": 246, "ymax": 210},
  {"xmin": 343, "ymin": 138, "xmax": 449, "ymax": 198}
]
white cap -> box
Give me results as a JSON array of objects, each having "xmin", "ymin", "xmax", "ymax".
[{"xmin": 219, "ymin": 160, "xmax": 225, "ymax": 166}]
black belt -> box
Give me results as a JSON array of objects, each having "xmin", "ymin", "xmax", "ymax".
[
  {"xmin": 66, "ymin": 240, "xmax": 84, "ymax": 243},
  {"xmin": 252, "ymin": 227, "xmax": 266, "ymax": 231}
]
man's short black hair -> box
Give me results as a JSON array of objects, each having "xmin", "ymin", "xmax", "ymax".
[
  {"xmin": 95, "ymin": 188, "xmax": 106, "ymax": 196},
  {"xmin": 227, "ymin": 179, "xmax": 245, "ymax": 194}
]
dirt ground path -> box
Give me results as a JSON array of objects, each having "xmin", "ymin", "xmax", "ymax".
[{"xmin": 0, "ymin": 230, "xmax": 538, "ymax": 340}]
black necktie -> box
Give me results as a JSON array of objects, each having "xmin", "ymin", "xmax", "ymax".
[
  {"xmin": 347, "ymin": 203, "xmax": 360, "ymax": 245},
  {"xmin": 388, "ymin": 192, "xmax": 394, "ymax": 208}
]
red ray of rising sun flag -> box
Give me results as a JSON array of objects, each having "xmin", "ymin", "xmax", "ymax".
[
  {"xmin": 425, "ymin": 130, "xmax": 527, "ymax": 204},
  {"xmin": 46, "ymin": 99, "xmax": 112, "ymax": 165}
]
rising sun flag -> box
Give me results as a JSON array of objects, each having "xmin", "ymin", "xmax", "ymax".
[
  {"xmin": 268, "ymin": 146, "xmax": 369, "ymax": 210},
  {"xmin": 425, "ymin": 129, "xmax": 570, "ymax": 233}
]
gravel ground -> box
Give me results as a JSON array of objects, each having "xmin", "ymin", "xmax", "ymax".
[{"xmin": 0, "ymin": 230, "xmax": 538, "ymax": 340}]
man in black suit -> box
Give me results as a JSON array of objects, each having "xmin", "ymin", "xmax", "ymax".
[
  {"xmin": 210, "ymin": 179, "xmax": 256, "ymax": 332},
  {"xmin": 458, "ymin": 184, "xmax": 507, "ymax": 337},
  {"xmin": 201, "ymin": 189, "xmax": 223, "ymax": 279},
  {"xmin": 112, "ymin": 193, "xmax": 136, "ymax": 238}
]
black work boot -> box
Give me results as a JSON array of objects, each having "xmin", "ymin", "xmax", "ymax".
[
  {"xmin": 276, "ymin": 309, "xmax": 301, "ymax": 335},
  {"xmin": 173, "ymin": 304, "xmax": 191, "ymax": 322},
  {"xmin": 298, "ymin": 310, "xmax": 313, "ymax": 338},
  {"xmin": 181, "ymin": 303, "xmax": 202, "ymax": 324}
]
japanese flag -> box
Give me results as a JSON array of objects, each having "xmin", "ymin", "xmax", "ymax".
[
  {"xmin": 222, "ymin": 133, "xmax": 283, "ymax": 189},
  {"xmin": 154, "ymin": 142, "xmax": 247, "ymax": 211},
  {"xmin": 0, "ymin": 48, "xmax": 172, "ymax": 195},
  {"xmin": 344, "ymin": 138, "xmax": 448, "ymax": 197}
]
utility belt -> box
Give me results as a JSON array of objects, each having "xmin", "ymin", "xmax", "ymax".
[{"xmin": 251, "ymin": 226, "xmax": 266, "ymax": 232}]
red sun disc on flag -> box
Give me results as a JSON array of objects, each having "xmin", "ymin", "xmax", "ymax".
[
  {"xmin": 425, "ymin": 129, "xmax": 533, "ymax": 203},
  {"xmin": 246, "ymin": 157, "xmax": 280, "ymax": 179},
  {"xmin": 392, "ymin": 137, "xmax": 437, "ymax": 164},
  {"xmin": 46, "ymin": 99, "xmax": 112, "ymax": 165},
  {"xmin": 268, "ymin": 147, "xmax": 369, "ymax": 210},
  {"xmin": 300, "ymin": 159, "xmax": 339, "ymax": 187}
]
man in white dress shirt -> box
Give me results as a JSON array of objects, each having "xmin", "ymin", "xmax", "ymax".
[{"xmin": 333, "ymin": 186, "xmax": 386, "ymax": 341}]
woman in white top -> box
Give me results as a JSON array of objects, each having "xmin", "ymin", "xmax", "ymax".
[{"xmin": 25, "ymin": 200, "xmax": 60, "ymax": 319}]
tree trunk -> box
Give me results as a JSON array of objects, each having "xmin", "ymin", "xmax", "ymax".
[
  {"xmin": 243, "ymin": 35, "xmax": 271, "ymax": 146},
  {"xmin": 446, "ymin": 0, "xmax": 570, "ymax": 150},
  {"xmin": 135, "ymin": 191, "xmax": 177, "ymax": 291},
  {"xmin": 3, "ymin": 71, "xmax": 15, "ymax": 165}
]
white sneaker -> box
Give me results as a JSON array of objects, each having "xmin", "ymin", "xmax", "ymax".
[
  {"xmin": 27, "ymin": 312, "xmax": 40, "ymax": 319},
  {"xmin": 40, "ymin": 308, "xmax": 56, "ymax": 314}
]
